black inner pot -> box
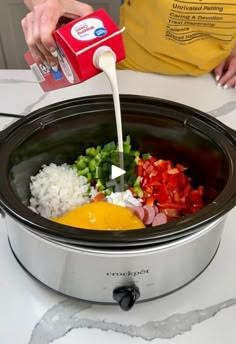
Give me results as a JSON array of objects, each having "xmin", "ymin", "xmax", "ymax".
[{"xmin": 1, "ymin": 95, "xmax": 236, "ymax": 248}]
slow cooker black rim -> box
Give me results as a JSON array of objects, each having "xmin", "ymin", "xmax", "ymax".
[{"xmin": 0, "ymin": 94, "xmax": 236, "ymax": 248}]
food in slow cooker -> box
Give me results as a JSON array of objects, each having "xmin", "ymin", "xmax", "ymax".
[
  {"xmin": 52, "ymin": 202, "xmax": 145, "ymax": 230},
  {"xmin": 29, "ymin": 136, "xmax": 208, "ymax": 230},
  {"xmin": 29, "ymin": 163, "xmax": 92, "ymax": 218}
]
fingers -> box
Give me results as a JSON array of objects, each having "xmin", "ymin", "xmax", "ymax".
[
  {"xmin": 22, "ymin": 2, "xmax": 59, "ymax": 67},
  {"xmin": 35, "ymin": 6, "xmax": 59, "ymax": 66},
  {"xmin": 213, "ymin": 61, "xmax": 225, "ymax": 83},
  {"xmin": 39, "ymin": 4, "xmax": 62, "ymax": 59},
  {"xmin": 22, "ymin": 12, "xmax": 45, "ymax": 64},
  {"xmin": 21, "ymin": 0, "xmax": 94, "ymax": 67},
  {"xmin": 64, "ymin": 1, "xmax": 94, "ymax": 17},
  {"xmin": 214, "ymin": 55, "xmax": 236, "ymax": 89}
]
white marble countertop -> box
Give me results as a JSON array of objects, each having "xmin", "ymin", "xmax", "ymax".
[{"xmin": 1, "ymin": 69, "xmax": 236, "ymax": 344}]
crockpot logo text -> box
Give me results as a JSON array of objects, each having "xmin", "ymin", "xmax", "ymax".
[{"xmin": 107, "ymin": 269, "xmax": 149, "ymax": 277}]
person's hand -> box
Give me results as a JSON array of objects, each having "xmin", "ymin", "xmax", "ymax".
[
  {"xmin": 22, "ymin": 0, "xmax": 93, "ymax": 69},
  {"xmin": 214, "ymin": 46, "xmax": 236, "ymax": 89}
]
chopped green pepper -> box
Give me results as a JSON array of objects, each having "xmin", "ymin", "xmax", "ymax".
[{"xmin": 133, "ymin": 176, "xmax": 144, "ymax": 198}]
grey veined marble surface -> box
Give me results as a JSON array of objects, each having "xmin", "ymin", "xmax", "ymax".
[
  {"xmin": 28, "ymin": 298, "xmax": 236, "ymax": 344},
  {"xmin": 0, "ymin": 77, "xmax": 48, "ymax": 115},
  {"xmin": 1, "ymin": 73, "xmax": 236, "ymax": 119}
]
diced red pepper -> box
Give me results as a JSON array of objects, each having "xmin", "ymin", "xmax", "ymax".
[
  {"xmin": 166, "ymin": 174, "xmax": 179, "ymax": 192},
  {"xmin": 162, "ymin": 170, "xmax": 169, "ymax": 183},
  {"xmin": 156, "ymin": 184, "xmax": 171, "ymax": 203},
  {"xmin": 143, "ymin": 160, "xmax": 151, "ymax": 170},
  {"xmin": 92, "ymin": 192, "xmax": 106, "ymax": 202},
  {"xmin": 137, "ymin": 164, "xmax": 143, "ymax": 177},
  {"xmin": 189, "ymin": 190, "xmax": 204, "ymax": 206},
  {"xmin": 149, "ymin": 156, "xmax": 157, "ymax": 164},
  {"xmin": 150, "ymin": 176, "xmax": 161, "ymax": 186},
  {"xmin": 145, "ymin": 195, "xmax": 155, "ymax": 207},
  {"xmin": 176, "ymin": 172, "xmax": 187, "ymax": 187},
  {"xmin": 149, "ymin": 169, "xmax": 158, "ymax": 177},
  {"xmin": 158, "ymin": 202, "xmax": 187, "ymax": 209},
  {"xmin": 182, "ymin": 183, "xmax": 191, "ymax": 198},
  {"xmin": 141, "ymin": 177, "xmax": 150, "ymax": 187},
  {"xmin": 197, "ymin": 185, "xmax": 204, "ymax": 196},
  {"xmin": 135, "ymin": 154, "xmax": 208, "ymax": 221},
  {"xmin": 176, "ymin": 163, "xmax": 187, "ymax": 172},
  {"xmin": 168, "ymin": 167, "xmax": 180, "ymax": 175},
  {"xmin": 145, "ymin": 164, "xmax": 155, "ymax": 175},
  {"xmin": 173, "ymin": 192, "xmax": 180, "ymax": 202},
  {"xmin": 164, "ymin": 208, "xmax": 181, "ymax": 218},
  {"xmin": 142, "ymin": 184, "xmax": 153, "ymax": 195}
]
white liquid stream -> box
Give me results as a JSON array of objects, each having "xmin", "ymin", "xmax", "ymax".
[{"xmin": 95, "ymin": 49, "xmax": 125, "ymax": 194}]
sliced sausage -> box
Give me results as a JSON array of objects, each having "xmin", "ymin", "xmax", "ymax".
[
  {"xmin": 164, "ymin": 208, "xmax": 180, "ymax": 218},
  {"xmin": 154, "ymin": 205, "xmax": 159, "ymax": 214},
  {"xmin": 152, "ymin": 213, "xmax": 168, "ymax": 227},
  {"xmin": 143, "ymin": 205, "xmax": 156, "ymax": 225},
  {"xmin": 131, "ymin": 206, "xmax": 145, "ymax": 221}
]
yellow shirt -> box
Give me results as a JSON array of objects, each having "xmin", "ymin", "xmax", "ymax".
[{"xmin": 119, "ymin": 0, "xmax": 236, "ymax": 75}]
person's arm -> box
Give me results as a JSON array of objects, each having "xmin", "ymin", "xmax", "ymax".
[
  {"xmin": 22, "ymin": 0, "xmax": 93, "ymax": 67},
  {"xmin": 24, "ymin": 0, "xmax": 46, "ymax": 10},
  {"xmin": 214, "ymin": 43, "xmax": 236, "ymax": 88}
]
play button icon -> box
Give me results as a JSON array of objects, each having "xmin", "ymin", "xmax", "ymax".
[
  {"xmin": 97, "ymin": 151, "xmax": 136, "ymax": 193},
  {"xmin": 111, "ymin": 165, "xmax": 126, "ymax": 180}
]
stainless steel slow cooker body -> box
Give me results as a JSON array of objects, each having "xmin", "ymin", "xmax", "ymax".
[
  {"xmin": 5, "ymin": 214, "xmax": 225, "ymax": 307},
  {"xmin": 1, "ymin": 95, "xmax": 236, "ymax": 310}
]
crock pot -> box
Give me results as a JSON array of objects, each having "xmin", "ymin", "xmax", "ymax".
[{"xmin": 1, "ymin": 95, "xmax": 236, "ymax": 311}]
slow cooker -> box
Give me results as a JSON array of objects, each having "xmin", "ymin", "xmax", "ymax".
[{"xmin": 0, "ymin": 95, "xmax": 236, "ymax": 311}]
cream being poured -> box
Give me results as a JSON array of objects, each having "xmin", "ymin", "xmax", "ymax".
[{"xmin": 93, "ymin": 46, "xmax": 125, "ymax": 193}]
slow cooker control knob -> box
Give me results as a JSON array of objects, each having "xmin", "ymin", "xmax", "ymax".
[{"xmin": 113, "ymin": 286, "xmax": 140, "ymax": 311}]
